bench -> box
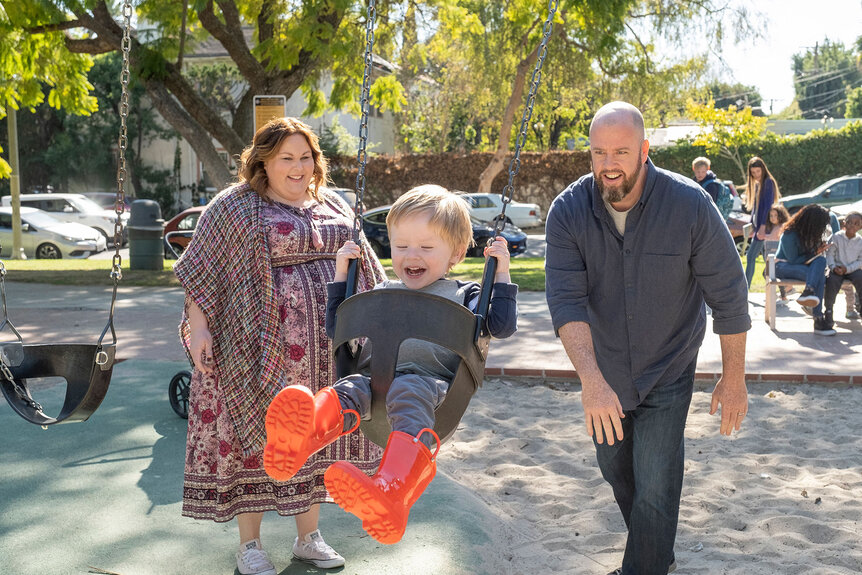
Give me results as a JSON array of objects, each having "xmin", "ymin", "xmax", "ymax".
[{"xmin": 764, "ymin": 252, "xmax": 806, "ymax": 330}]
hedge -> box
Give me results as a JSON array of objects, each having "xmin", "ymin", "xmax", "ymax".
[{"xmin": 330, "ymin": 121, "xmax": 862, "ymax": 213}]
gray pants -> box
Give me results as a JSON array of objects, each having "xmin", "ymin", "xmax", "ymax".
[{"xmin": 333, "ymin": 373, "xmax": 450, "ymax": 448}]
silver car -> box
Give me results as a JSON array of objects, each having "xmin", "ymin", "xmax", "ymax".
[{"xmin": 0, "ymin": 207, "xmax": 107, "ymax": 259}]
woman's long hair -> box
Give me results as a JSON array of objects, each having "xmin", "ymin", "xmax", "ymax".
[
  {"xmin": 238, "ymin": 117, "xmax": 329, "ymax": 201},
  {"xmin": 783, "ymin": 204, "xmax": 831, "ymax": 255},
  {"xmin": 744, "ymin": 156, "xmax": 782, "ymax": 212}
]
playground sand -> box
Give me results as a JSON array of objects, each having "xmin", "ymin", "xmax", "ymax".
[{"xmin": 440, "ymin": 378, "xmax": 862, "ymax": 574}]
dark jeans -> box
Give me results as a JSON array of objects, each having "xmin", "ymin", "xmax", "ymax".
[
  {"xmin": 824, "ymin": 269, "xmax": 862, "ymax": 313},
  {"xmin": 594, "ymin": 362, "xmax": 695, "ymax": 575},
  {"xmin": 745, "ymin": 236, "xmax": 764, "ymax": 287},
  {"xmin": 775, "ymin": 256, "xmax": 827, "ymax": 316}
]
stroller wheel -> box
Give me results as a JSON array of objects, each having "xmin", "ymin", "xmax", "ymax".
[{"xmin": 169, "ymin": 370, "xmax": 192, "ymax": 419}]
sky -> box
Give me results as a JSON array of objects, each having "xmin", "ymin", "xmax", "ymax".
[{"xmin": 716, "ymin": 0, "xmax": 862, "ymax": 114}]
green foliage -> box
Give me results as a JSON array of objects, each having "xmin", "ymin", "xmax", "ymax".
[
  {"xmin": 704, "ymin": 81, "xmax": 762, "ymax": 109},
  {"xmin": 685, "ymin": 99, "xmax": 768, "ymax": 180},
  {"xmin": 653, "ymin": 120, "xmax": 862, "ymax": 196},
  {"xmin": 845, "ymin": 86, "xmax": 862, "ymax": 118},
  {"xmin": 792, "ymin": 38, "xmax": 861, "ymax": 119},
  {"xmin": 318, "ymin": 116, "xmax": 359, "ymax": 158}
]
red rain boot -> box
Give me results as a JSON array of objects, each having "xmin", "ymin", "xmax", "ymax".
[
  {"xmin": 264, "ymin": 386, "xmax": 359, "ymax": 481},
  {"xmin": 324, "ymin": 428, "xmax": 440, "ymax": 544}
]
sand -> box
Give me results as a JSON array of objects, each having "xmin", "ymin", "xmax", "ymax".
[{"xmin": 441, "ymin": 378, "xmax": 862, "ymax": 575}]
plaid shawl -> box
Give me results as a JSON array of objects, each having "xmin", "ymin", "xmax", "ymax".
[{"xmin": 175, "ymin": 184, "xmax": 286, "ymax": 454}]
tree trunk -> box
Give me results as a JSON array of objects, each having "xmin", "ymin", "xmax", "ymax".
[
  {"xmin": 146, "ymin": 81, "xmax": 233, "ymax": 191},
  {"xmin": 477, "ymin": 41, "xmax": 540, "ymax": 195}
]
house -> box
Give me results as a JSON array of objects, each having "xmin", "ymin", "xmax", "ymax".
[{"xmin": 137, "ymin": 25, "xmax": 398, "ymax": 211}]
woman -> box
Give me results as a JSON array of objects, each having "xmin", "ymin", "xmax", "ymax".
[
  {"xmin": 175, "ymin": 117, "xmax": 385, "ymax": 575},
  {"xmin": 774, "ymin": 204, "xmax": 834, "ymax": 336},
  {"xmin": 744, "ymin": 156, "xmax": 781, "ymax": 287}
]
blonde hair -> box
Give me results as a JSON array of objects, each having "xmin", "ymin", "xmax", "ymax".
[
  {"xmin": 238, "ymin": 117, "xmax": 329, "ymax": 201},
  {"xmin": 692, "ymin": 157, "xmax": 711, "ymax": 170},
  {"xmin": 386, "ymin": 185, "xmax": 474, "ymax": 264}
]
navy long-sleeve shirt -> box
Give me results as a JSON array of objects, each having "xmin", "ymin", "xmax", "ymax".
[{"xmin": 545, "ymin": 159, "xmax": 751, "ymax": 409}]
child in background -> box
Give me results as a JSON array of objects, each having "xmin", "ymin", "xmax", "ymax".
[
  {"xmin": 764, "ymin": 205, "xmax": 791, "ymax": 302},
  {"xmin": 823, "ymin": 211, "xmax": 862, "ymax": 325},
  {"xmin": 263, "ymin": 185, "xmax": 519, "ymax": 544}
]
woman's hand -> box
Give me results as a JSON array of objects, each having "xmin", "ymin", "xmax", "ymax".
[
  {"xmin": 189, "ymin": 326, "xmax": 215, "ymax": 373},
  {"xmin": 484, "ymin": 236, "xmax": 511, "ymax": 283},
  {"xmin": 187, "ymin": 299, "xmax": 214, "ymax": 373},
  {"xmin": 334, "ymin": 240, "xmax": 361, "ymax": 282},
  {"xmin": 755, "ymin": 226, "xmax": 767, "ymax": 241}
]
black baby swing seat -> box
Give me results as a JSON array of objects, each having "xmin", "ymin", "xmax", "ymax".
[
  {"xmin": 0, "ymin": 340, "xmax": 115, "ymax": 426},
  {"xmin": 333, "ymin": 288, "xmax": 490, "ymax": 448}
]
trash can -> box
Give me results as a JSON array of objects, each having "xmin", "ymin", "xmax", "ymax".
[{"xmin": 129, "ymin": 199, "xmax": 165, "ymax": 270}]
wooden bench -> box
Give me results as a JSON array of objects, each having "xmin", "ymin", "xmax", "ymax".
[{"xmin": 764, "ymin": 252, "xmax": 806, "ymax": 330}]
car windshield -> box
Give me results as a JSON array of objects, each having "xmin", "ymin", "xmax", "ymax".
[
  {"xmin": 22, "ymin": 211, "xmax": 63, "ymax": 228},
  {"xmin": 70, "ymin": 196, "xmax": 109, "ymax": 213}
]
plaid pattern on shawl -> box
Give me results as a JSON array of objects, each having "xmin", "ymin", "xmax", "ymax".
[{"xmin": 175, "ymin": 184, "xmax": 285, "ymax": 455}]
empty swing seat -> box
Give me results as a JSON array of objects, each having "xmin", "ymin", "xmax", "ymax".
[
  {"xmin": 0, "ymin": 342, "xmax": 115, "ymax": 426},
  {"xmin": 332, "ymin": 289, "xmax": 489, "ymax": 448}
]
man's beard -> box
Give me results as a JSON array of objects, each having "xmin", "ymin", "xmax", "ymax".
[{"xmin": 596, "ymin": 160, "xmax": 642, "ymax": 204}]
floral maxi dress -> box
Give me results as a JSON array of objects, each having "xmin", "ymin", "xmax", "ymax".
[{"xmin": 182, "ymin": 194, "xmax": 383, "ymax": 522}]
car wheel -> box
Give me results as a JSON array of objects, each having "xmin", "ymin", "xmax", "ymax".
[
  {"xmin": 470, "ymin": 245, "xmax": 486, "ymax": 258},
  {"xmin": 36, "ymin": 243, "xmax": 62, "ymax": 259}
]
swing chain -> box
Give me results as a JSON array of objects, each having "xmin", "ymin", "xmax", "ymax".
[
  {"xmin": 0, "ymin": 357, "xmax": 42, "ymax": 413},
  {"xmin": 351, "ymin": 0, "xmax": 376, "ymax": 242},
  {"xmin": 112, "ymin": 0, "xmax": 133, "ymax": 281},
  {"xmin": 493, "ymin": 0, "xmax": 558, "ymax": 237}
]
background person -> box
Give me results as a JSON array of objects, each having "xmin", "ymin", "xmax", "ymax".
[
  {"xmin": 824, "ymin": 211, "xmax": 862, "ymax": 323},
  {"xmin": 175, "ymin": 117, "xmax": 385, "ymax": 575},
  {"xmin": 744, "ymin": 157, "xmax": 781, "ymax": 287},
  {"xmin": 545, "ymin": 101, "xmax": 750, "ymax": 575},
  {"xmin": 774, "ymin": 204, "xmax": 834, "ymax": 336},
  {"xmin": 691, "ymin": 156, "xmax": 723, "ymax": 203}
]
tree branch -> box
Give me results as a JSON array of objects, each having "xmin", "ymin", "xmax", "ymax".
[
  {"xmin": 25, "ymin": 20, "xmax": 82, "ymax": 34},
  {"xmin": 65, "ymin": 37, "xmax": 114, "ymax": 54},
  {"xmin": 197, "ymin": 0, "xmax": 267, "ymax": 86}
]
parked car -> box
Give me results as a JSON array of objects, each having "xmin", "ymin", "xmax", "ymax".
[
  {"xmin": 779, "ymin": 174, "xmax": 862, "ymax": 214},
  {"xmin": 832, "ymin": 198, "xmax": 862, "ymax": 224},
  {"xmin": 81, "ymin": 192, "xmax": 133, "ymax": 212},
  {"xmin": 361, "ymin": 205, "xmax": 527, "ymax": 259},
  {"xmin": 0, "ymin": 207, "xmax": 106, "ymax": 259},
  {"xmin": 163, "ymin": 206, "xmax": 207, "ymax": 259},
  {"xmin": 1, "ymin": 193, "xmax": 129, "ymax": 245},
  {"xmin": 457, "ymin": 192, "xmax": 543, "ymax": 229}
]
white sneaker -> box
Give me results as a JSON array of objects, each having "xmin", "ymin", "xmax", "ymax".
[
  {"xmin": 292, "ymin": 529, "xmax": 345, "ymax": 569},
  {"xmin": 236, "ymin": 539, "xmax": 276, "ymax": 575}
]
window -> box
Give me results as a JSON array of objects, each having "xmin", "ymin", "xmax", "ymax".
[
  {"xmin": 473, "ymin": 196, "xmax": 495, "ymax": 208},
  {"xmin": 178, "ymin": 214, "xmax": 200, "ymax": 231},
  {"xmin": 365, "ymin": 211, "xmax": 388, "ymax": 224},
  {"xmin": 0, "ymin": 215, "xmax": 11, "ymax": 229},
  {"xmin": 828, "ymin": 179, "xmax": 860, "ymax": 199}
]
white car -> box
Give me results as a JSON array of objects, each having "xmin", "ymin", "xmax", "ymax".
[
  {"xmin": 1, "ymin": 193, "xmax": 128, "ymax": 244},
  {"xmin": 0, "ymin": 207, "xmax": 107, "ymax": 259},
  {"xmin": 457, "ymin": 192, "xmax": 543, "ymax": 229}
]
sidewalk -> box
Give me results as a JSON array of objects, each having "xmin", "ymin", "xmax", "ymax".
[
  {"xmin": 2, "ymin": 281, "xmax": 860, "ymax": 380},
  {"xmin": 0, "ymin": 282, "xmax": 859, "ymax": 574}
]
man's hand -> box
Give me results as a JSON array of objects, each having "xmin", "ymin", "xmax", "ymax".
[
  {"xmin": 581, "ymin": 376, "xmax": 625, "ymax": 445},
  {"xmin": 709, "ymin": 375, "xmax": 748, "ymax": 436}
]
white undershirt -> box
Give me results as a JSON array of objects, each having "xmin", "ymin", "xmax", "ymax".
[{"xmin": 604, "ymin": 198, "xmax": 634, "ymax": 235}]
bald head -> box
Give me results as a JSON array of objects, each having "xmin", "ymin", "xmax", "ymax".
[{"xmin": 590, "ymin": 101, "xmax": 645, "ymax": 140}]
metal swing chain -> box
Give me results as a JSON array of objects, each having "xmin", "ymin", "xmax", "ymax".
[
  {"xmin": 96, "ymin": 0, "xmax": 133, "ymax": 353},
  {"xmin": 351, "ymin": 0, "xmax": 377, "ymax": 242},
  {"xmin": 492, "ymin": 0, "xmax": 558, "ymax": 238}
]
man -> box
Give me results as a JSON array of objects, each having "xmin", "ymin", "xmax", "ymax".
[{"xmin": 545, "ymin": 102, "xmax": 750, "ymax": 575}]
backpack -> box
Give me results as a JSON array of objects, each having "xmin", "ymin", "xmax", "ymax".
[{"xmin": 702, "ymin": 177, "xmax": 733, "ymax": 220}]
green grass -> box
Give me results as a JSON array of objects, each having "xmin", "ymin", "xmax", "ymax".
[{"xmin": 0, "ymin": 255, "xmax": 764, "ymax": 293}]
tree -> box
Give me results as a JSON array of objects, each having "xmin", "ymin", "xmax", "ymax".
[
  {"xmin": 704, "ymin": 81, "xmax": 762, "ymax": 110},
  {"xmin": 0, "ymin": 0, "xmax": 407, "ymax": 191},
  {"xmin": 686, "ymin": 98, "xmax": 767, "ymax": 181},
  {"xmin": 792, "ymin": 38, "xmax": 861, "ymax": 119},
  {"xmin": 846, "ymin": 85, "xmax": 862, "ymax": 118}
]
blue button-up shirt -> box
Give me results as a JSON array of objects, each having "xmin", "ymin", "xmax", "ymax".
[{"xmin": 545, "ymin": 159, "xmax": 751, "ymax": 409}]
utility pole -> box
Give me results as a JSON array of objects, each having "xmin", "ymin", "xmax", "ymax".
[{"xmin": 6, "ymin": 106, "xmax": 27, "ymax": 260}]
